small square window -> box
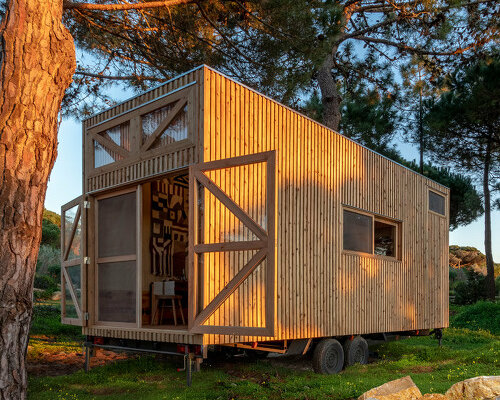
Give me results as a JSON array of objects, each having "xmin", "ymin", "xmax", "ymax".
[{"xmin": 429, "ymin": 191, "xmax": 446, "ymax": 216}]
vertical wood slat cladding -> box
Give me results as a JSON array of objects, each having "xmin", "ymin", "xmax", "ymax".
[
  {"xmin": 201, "ymin": 67, "xmax": 449, "ymax": 345},
  {"xmin": 82, "ymin": 68, "xmax": 203, "ymax": 193},
  {"xmin": 80, "ymin": 66, "xmax": 448, "ymax": 346}
]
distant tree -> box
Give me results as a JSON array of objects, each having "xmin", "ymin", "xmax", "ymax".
[
  {"xmin": 340, "ymin": 78, "xmax": 399, "ymax": 154},
  {"xmin": 41, "ymin": 219, "xmax": 60, "ymax": 249},
  {"xmin": 425, "ymin": 54, "xmax": 500, "ymax": 300},
  {"xmin": 42, "ymin": 209, "xmax": 61, "ymax": 228},
  {"xmin": 399, "ymin": 56, "xmax": 443, "ymax": 173}
]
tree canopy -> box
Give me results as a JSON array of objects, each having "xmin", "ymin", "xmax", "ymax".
[
  {"xmin": 38, "ymin": 0, "xmax": 496, "ymax": 127},
  {"xmin": 425, "ymin": 52, "xmax": 500, "ymax": 299}
]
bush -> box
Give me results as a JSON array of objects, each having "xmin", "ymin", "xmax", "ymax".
[
  {"xmin": 33, "ymin": 288, "xmax": 57, "ymax": 301},
  {"xmin": 450, "ymin": 301, "xmax": 500, "ymax": 335},
  {"xmin": 41, "ymin": 218, "xmax": 60, "ymax": 249},
  {"xmin": 47, "ymin": 264, "xmax": 61, "ymax": 282},
  {"xmin": 496, "ymin": 276, "xmax": 500, "ymax": 295},
  {"xmin": 33, "ymin": 274, "xmax": 58, "ymax": 290},
  {"xmin": 36, "ymin": 244, "xmax": 60, "ymax": 275},
  {"xmin": 453, "ymin": 268, "xmax": 487, "ymax": 305}
]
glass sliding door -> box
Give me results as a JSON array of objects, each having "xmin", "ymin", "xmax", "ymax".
[{"xmin": 96, "ymin": 189, "xmax": 138, "ymax": 325}]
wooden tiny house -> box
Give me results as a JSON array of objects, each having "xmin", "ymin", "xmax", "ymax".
[{"xmin": 61, "ymin": 65, "xmax": 449, "ymax": 372}]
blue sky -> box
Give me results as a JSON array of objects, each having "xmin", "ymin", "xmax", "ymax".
[{"xmin": 45, "ymin": 98, "xmax": 499, "ymax": 262}]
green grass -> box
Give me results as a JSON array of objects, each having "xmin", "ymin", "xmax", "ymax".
[
  {"xmin": 28, "ymin": 328, "xmax": 500, "ymax": 400},
  {"xmin": 28, "ymin": 302, "xmax": 500, "ymax": 400},
  {"xmin": 450, "ymin": 301, "xmax": 500, "ymax": 335},
  {"xmin": 30, "ymin": 300, "xmax": 84, "ymax": 341}
]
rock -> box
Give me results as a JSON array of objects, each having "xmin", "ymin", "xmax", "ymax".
[
  {"xmin": 358, "ymin": 376, "xmax": 422, "ymax": 400},
  {"xmin": 421, "ymin": 394, "xmax": 450, "ymax": 400},
  {"xmin": 445, "ymin": 376, "xmax": 500, "ymax": 400},
  {"xmin": 51, "ymin": 291, "xmax": 61, "ymax": 301}
]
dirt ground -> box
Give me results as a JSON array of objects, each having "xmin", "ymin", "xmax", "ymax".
[{"xmin": 28, "ymin": 338, "xmax": 129, "ymax": 377}]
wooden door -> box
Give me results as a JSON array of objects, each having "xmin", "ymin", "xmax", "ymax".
[
  {"xmin": 188, "ymin": 151, "xmax": 276, "ymax": 336},
  {"xmin": 95, "ymin": 188, "xmax": 139, "ymax": 326},
  {"xmin": 61, "ymin": 196, "xmax": 85, "ymax": 325}
]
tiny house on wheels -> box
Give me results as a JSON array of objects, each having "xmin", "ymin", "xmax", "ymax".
[{"xmin": 61, "ymin": 65, "xmax": 449, "ymax": 377}]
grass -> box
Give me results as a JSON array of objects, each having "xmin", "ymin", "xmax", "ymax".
[
  {"xmin": 450, "ymin": 301, "xmax": 500, "ymax": 335},
  {"xmin": 30, "ymin": 300, "xmax": 84, "ymax": 341},
  {"xmin": 28, "ymin": 302, "xmax": 500, "ymax": 400}
]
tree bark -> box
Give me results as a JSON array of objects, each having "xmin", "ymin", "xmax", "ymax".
[
  {"xmin": 482, "ymin": 139, "xmax": 496, "ymax": 300},
  {"xmin": 0, "ymin": 0, "xmax": 75, "ymax": 397},
  {"xmin": 317, "ymin": 53, "xmax": 342, "ymax": 131}
]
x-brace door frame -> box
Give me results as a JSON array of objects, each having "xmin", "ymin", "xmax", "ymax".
[{"xmin": 188, "ymin": 150, "xmax": 276, "ymax": 337}]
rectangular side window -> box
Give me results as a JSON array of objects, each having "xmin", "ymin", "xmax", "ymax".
[
  {"xmin": 343, "ymin": 210, "xmax": 373, "ymax": 254},
  {"xmin": 429, "ymin": 190, "xmax": 446, "ymax": 216}
]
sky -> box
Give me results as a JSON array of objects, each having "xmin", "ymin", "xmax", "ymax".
[{"xmin": 44, "ymin": 91, "xmax": 500, "ymax": 263}]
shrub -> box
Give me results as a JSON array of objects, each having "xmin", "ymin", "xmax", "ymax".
[
  {"xmin": 450, "ymin": 301, "xmax": 500, "ymax": 335},
  {"xmin": 453, "ymin": 268, "xmax": 487, "ymax": 305},
  {"xmin": 33, "ymin": 288, "xmax": 56, "ymax": 301},
  {"xmin": 36, "ymin": 244, "xmax": 60, "ymax": 275},
  {"xmin": 33, "ymin": 274, "xmax": 58, "ymax": 290},
  {"xmin": 496, "ymin": 275, "xmax": 500, "ymax": 295},
  {"xmin": 41, "ymin": 218, "xmax": 60, "ymax": 249},
  {"xmin": 47, "ymin": 264, "xmax": 61, "ymax": 282},
  {"xmin": 449, "ymin": 268, "xmax": 458, "ymax": 282}
]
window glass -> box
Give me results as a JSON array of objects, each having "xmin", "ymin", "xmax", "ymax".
[
  {"xmin": 429, "ymin": 191, "xmax": 445, "ymax": 215},
  {"xmin": 98, "ymin": 192, "xmax": 136, "ymax": 258},
  {"xmin": 142, "ymin": 103, "xmax": 188, "ymax": 148},
  {"xmin": 343, "ymin": 210, "xmax": 372, "ymax": 253},
  {"xmin": 98, "ymin": 261, "xmax": 136, "ymax": 323},
  {"xmin": 94, "ymin": 123, "xmax": 129, "ymax": 168},
  {"xmin": 374, "ymin": 220, "xmax": 396, "ymax": 257}
]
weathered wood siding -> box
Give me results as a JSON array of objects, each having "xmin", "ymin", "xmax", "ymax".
[
  {"xmin": 82, "ymin": 67, "xmax": 204, "ymax": 193},
  {"xmin": 200, "ymin": 66, "xmax": 449, "ymax": 345}
]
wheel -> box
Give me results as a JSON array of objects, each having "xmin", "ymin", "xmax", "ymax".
[
  {"xmin": 312, "ymin": 338, "xmax": 344, "ymax": 374},
  {"xmin": 342, "ymin": 336, "xmax": 369, "ymax": 367}
]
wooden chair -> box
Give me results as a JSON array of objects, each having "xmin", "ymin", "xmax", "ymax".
[{"xmin": 152, "ymin": 294, "xmax": 185, "ymax": 326}]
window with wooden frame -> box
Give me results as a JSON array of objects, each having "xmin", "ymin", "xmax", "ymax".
[
  {"xmin": 428, "ymin": 190, "xmax": 446, "ymax": 216},
  {"xmin": 88, "ymin": 84, "xmax": 193, "ymax": 172},
  {"xmin": 343, "ymin": 208, "xmax": 401, "ymax": 260}
]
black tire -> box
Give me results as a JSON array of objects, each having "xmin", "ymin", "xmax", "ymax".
[
  {"xmin": 312, "ymin": 338, "xmax": 344, "ymax": 374},
  {"xmin": 342, "ymin": 336, "xmax": 369, "ymax": 367}
]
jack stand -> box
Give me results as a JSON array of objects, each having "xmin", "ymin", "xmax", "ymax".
[
  {"xmin": 194, "ymin": 357, "xmax": 202, "ymax": 372},
  {"xmin": 84, "ymin": 343, "xmax": 92, "ymax": 372},
  {"xmin": 186, "ymin": 353, "xmax": 193, "ymax": 387},
  {"xmin": 432, "ymin": 328, "xmax": 443, "ymax": 347}
]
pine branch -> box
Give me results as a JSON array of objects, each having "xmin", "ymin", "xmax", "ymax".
[
  {"xmin": 63, "ymin": 0, "xmax": 193, "ymax": 11},
  {"xmin": 355, "ymin": 35, "xmax": 474, "ymax": 56},
  {"xmin": 74, "ymin": 71, "xmax": 166, "ymax": 81}
]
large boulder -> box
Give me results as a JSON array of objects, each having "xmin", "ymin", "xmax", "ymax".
[
  {"xmin": 358, "ymin": 376, "xmax": 422, "ymax": 400},
  {"xmin": 421, "ymin": 394, "xmax": 450, "ymax": 400},
  {"xmin": 445, "ymin": 376, "xmax": 500, "ymax": 400}
]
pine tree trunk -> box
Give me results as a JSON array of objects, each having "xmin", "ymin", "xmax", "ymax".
[
  {"xmin": 0, "ymin": 0, "xmax": 75, "ymax": 397},
  {"xmin": 483, "ymin": 140, "xmax": 496, "ymax": 300},
  {"xmin": 317, "ymin": 53, "xmax": 342, "ymax": 131}
]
